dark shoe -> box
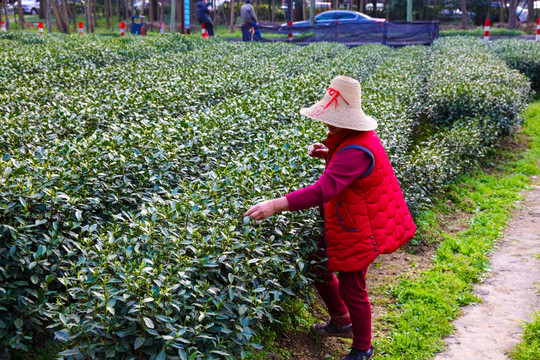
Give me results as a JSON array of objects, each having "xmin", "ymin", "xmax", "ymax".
[
  {"xmin": 341, "ymin": 346, "xmax": 374, "ymax": 360},
  {"xmin": 310, "ymin": 321, "xmax": 353, "ymax": 339}
]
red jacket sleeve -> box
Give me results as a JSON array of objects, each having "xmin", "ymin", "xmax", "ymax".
[{"xmin": 286, "ymin": 148, "xmax": 373, "ymax": 212}]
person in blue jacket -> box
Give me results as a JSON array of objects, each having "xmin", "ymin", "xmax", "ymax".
[{"xmin": 196, "ymin": 0, "xmax": 214, "ymax": 37}]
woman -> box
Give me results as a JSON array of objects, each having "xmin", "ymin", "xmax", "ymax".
[{"xmin": 244, "ymin": 76, "xmax": 416, "ymax": 360}]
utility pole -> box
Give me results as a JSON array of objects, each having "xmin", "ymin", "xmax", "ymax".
[
  {"xmin": 406, "ymin": 0, "xmax": 412, "ymax": 21},
  {"xmin": 309, "ymin": 0, "xmax": 314, "ymax": 26},
  {"xmin": 84, "ymin": 0, "xmax": 90, "ymax": 33},
  {"xmin": 170, "ymin": 0, "xmax": 176, "ymax": 32}
]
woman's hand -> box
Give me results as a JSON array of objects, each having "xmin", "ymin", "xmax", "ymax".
[
  {"xmin": 244, "ymin": 197, "xmax": 290, "ymax": 221},
  {"xmin": 308, "ymin": 143, "xmax": 328, "ymax": 159}
]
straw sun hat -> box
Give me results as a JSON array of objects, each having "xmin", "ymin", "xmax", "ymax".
[{"xmin": 300, "ymin": 76, "xmax": 377, "ymax": 131}]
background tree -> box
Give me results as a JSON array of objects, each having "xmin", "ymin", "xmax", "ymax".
[
  {"xmin": 17, "ymin": 0, "xmax": 24, "ymax": 29},
  {"xmin": 460, "ymin": 0, "xmax": 467, "ymax": 28},
  {"xmin": 39, "ymin": 0, "xmax": 46, "ymax": 18},
  {"xmin": 527, "ymin": 0, "xmax": 534, "ymax": 23},
  {"xmin": 2, "ymin": 0, "xmax": 10, "ymax": 31},
  {"xmin": 50, "ymin": 0, "xmax": 70, "ymax": 33},
  {"xmin": 508, "ymin": 0, "xmax": 516, "ymax": 29},
  {"xmin": 356, "ymin": 0, "xmax": 364, "ymax": 12},
  {"xmin": 104, "ymin": 0, "xmax": 111, "ymax": 29},
  {"xmin": 229, "ymin": 0, "xmax": 235, "ymax": 33}
]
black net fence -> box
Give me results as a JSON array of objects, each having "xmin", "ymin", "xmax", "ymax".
[{"xmin": 243, "ymin": 21, "xmax": 439, "ymax": 46}]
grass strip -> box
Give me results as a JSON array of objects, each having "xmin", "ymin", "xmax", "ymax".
[
  {"xmin": 372, "ymin": 99, "xmax": 540, "ymax": 359},
  {"xmin": 509, "ymin": 302, "xmax": 540, "ymax": 360},
  {"xmin": 507, "ymin": 100, "xmax": 540, "ymax": 360},
  {"xmin": 439, "ymin": 27, "xmax": 527, "ymax": 37}
]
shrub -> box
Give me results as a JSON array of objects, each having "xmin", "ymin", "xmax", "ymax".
[
  {"xmin": 0, "ymin": 34, "xmax": 533, "ymax": 358},
  {"xmin": 422, "ymin": 37, "xmax": 531, "ymax": 133},
  {"xmin": 489, "ymin": 39, "xmax": 540, "ymax": 93}
]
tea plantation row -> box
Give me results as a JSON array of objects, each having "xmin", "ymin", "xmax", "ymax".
[{"xmin": 0, "ymin": 34, "xmax": 538, "ymax": 359}]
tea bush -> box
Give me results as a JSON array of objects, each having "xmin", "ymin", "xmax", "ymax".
[
  {"xmin": 0, "ymin": 34, "xmax": 534, "ymax": 358},
  {"xmin": 422, "ymin": 37, "xmax": 531, "ymax": 133},
  {"xmin": 489, "ymin": 39, "xmax": 540, "ymax": 93}
]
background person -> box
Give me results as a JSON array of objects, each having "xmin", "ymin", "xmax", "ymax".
[
  {"xmin": 241, "ymin": 0, "xmax": 263, "ymax": 41},
  {"xmin": 244, "ymin": 76, "xmax": 416, "ymax": 360},
  {"xmin": 196, "ymin": 0, "xmax": 214, "ymax": 37}
]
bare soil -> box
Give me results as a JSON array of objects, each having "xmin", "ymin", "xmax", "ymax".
[{"xmin": 434, "ymin": 176, "xmax": 540, "ymax": 360}]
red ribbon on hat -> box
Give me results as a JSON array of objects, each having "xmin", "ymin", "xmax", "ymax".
[{"xmin": 324, "ymin": 87, "xmax": 350, "ymax": 110}]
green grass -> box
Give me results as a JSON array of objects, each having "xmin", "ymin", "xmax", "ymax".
[
  {"xmin": 440, "ymin": 26, "xmax": 527, "ymax": 37},
  {"xmin": 507, "ymin": 100, "xmax": 540, "ymax": 360},
  {"xmin": 510, "ymin": 309, "xmax": 540, "ymax": 360}
]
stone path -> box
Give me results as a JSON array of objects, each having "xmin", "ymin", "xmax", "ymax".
[{"xmin": 434, "ymin": 177, "xmax": 540, "ymax": 360}]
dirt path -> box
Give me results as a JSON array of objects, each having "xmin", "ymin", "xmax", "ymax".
[{"xmin": 434, "ymin": 177, "xmax": 540, "ymax": 360}]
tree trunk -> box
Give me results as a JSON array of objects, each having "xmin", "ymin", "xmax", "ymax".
[
  {"xmin": 508, "ymin": 0, "xmax": 516, "ymax": 29},
  {"xmin": 270, "ymin": 0, "xmax": 274, "ymax": 22},
  {"xmin": 87, "ymin": 0, "xmax": 94, "ymax": 31},
  {"xmin": 46, "ymin": 0, "xmax": 52, "ymax": 33},
  {"xmin": 130, "ymin": 0, "xmax": 134, "ymax": 17},
  {"xmin": 302, "ymin": 0, "xmax": 306, "ymax": 20},
  {"xmin": 84, "ymin": 0, "xmax": 90, "ymax": 32},
  {"xmin": 176, "ymin": 0, "xmax": 181, "ymax": 27},
  {"xmin": 72, "ymin": 0, "xmax": 77, "ymax": 32},
  {"xmin": 499, "ymin": 0, "xmax": 504, "ymax": 23},
  {"xmin": 108, "ymin": 0, "xmax": 113, "ymax": 28},
  {"xmin": 50, "ymin": 0, "xmax": 68, "ymax": 33},
  {"xmin": 3, "ymin": 0, "xmax": 10, "ymax": 30},
  {"xmin": 229, "ymin": 0, "xmax": 235, "ymax": 33},
  {"xmin": 104, "ymin": 0, "xmax": 110, "ymax": 28},
  {"xmin": 39, "ymin": 0, "xmax": 46, "ymax": 18},
  {"xmin": 333, "ymin": 0, "xmax": 337, "ymax": 10},
  {"xmin": 149, "ymin": 0, "xmax": 154, "ymax": 22},
  {"xmin": 527, "ymin": 0, "xmax": 534, "ymax": 23},
  {"xmin": 61, "ymin": 0, "xmax": 70, "ymax": 32},
  {"xmin": 160, "ymin": 0, "xmax": 164, "ymax": 22},
  {"xmin": 359, "ymin": 0, "xmax": 365, "ymax": 13},
  {"xmin": 93, "ymin": 0, "xmax": 98, "ymax": 28},
  {"xmin": 16, "ymin": 0, "xmax": 25, "ymax": 29},
  {"xmin": 460, "ymin": 0, "xmax": 467, "ymax": 29}
]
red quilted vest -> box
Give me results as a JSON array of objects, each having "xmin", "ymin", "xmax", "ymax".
[{"xmin": 324, "ymin": 130, "xmax": 416, "ymax": 272}]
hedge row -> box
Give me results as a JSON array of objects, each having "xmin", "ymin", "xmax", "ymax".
[
  {"xmin": 0, "ymin": 34, "xmax": 535, "ymax": 359},
  {"xmin": 489, "ymin": 38, "xmax": 540, "ymax": 93}
]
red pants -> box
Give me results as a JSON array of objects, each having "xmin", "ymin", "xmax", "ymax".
[{"xmin": 310, "ymin": 233, "xmax": 372, "ymax": 352}]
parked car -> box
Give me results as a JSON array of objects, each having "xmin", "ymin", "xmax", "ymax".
[
  {"xmin": 438, "ymin": 9, "xmax": 476, "ymax": 21},
  {"xmin": 12, "ymin": 0, "xmax": 40, "ymax": 15},
  {"xmin": 490, "ymin": 2, "xmax": 540, "ymax": 22},
  {"xmin": 515, "ymin": 6, "xmax": 528, "ymax": 22},
  {"xmin": 286, "ymin": 10, "xmax": 384, "ymax": 28}
]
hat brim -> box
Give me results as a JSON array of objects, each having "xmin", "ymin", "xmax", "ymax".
[{"xmin": 300, "ymin": 103, "xmax": 378, "ymax": 132}]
